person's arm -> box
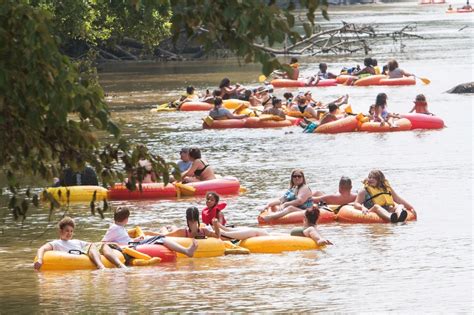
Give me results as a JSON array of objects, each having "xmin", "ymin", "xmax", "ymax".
[
  {"xmin": 409, "ymin": 105, "xmax": 416, "ymax": 113},
  {"xmin": 34, "ymin": 243, "xmax": 53, "ymax": 270},
  {"xmin": 391, "ymin": 188, "xmax": 414, "ymax": 210},
  {"xmin": 226, "ymin": 110, "xmax": 248, "ymax": 120},
  {"xmin": 180, "ymin": 160, "xmax": 198, "ymax": 178},
  {"xmin": 282, "ymin": 186, "xmax": 312, "ymax": 208},
  {"xmin": 304, "ymin": 226, "xmax": 333, "ymax": 245},
  {"xmin": 211, "ymin": 218, "xmax": 221, "ymax": 238},
  {"xmin": 401, "ymin": 69, "xmax": 413, "ymax": 77},
  {"xmin": 353, "ymin": 190, "xmax": 370, "ymax": 214},
  {"xmin": 204, "ymin": 223, "xmax": 220, "ymax": 239},
  {"xmin": 162, "ymin": 228, "xmax": 186, "ymax": 237}
]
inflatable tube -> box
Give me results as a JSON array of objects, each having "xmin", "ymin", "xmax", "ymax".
[
  {"xmin": 257, "ymin": 207, "xmax": 336, "ymax": 225},
  {"xmin": 271, "ymin": 79, "xmax": 307, "ymax": 88},
  {"xmin": 109, "ymin": 177, "xmax": 240, "ymax": 200},
  {"xmin": 446, "ymin": 8, "xmax": 473, "ymax": 13},
  {"xmin": 108, "ymin": 183, "xmax": 177, "ymax": 200},
  {"xmin": 336, "ymin": 205, "xmax": 417, "ymax": 223},
  {"xmin": 183, "ymin": 177, "xmax": 240, "ymax": 196},
  {"xmin": 270, "ymin": 79, "xmax": 337, "ymax": 88},
  {"xmin": 336, "ymin": 75, "xmax": 356, "ymax": 84},
  {"xmin": 315, "ymin": 116, "xmax": 358, "ymax": 134},
  {"xmin": 353, "ymin": 75, "xmax": 387, "ymax": 86},
  {"xmin": 166, "ymin": 237, "xmax": 226, "ymax": 258},
  {"xmin": 35, "ymin": 250, "xmax": 125, "ymax": 271},
  {"xmin": 239, "ymin": 235, "xmax": 322, "ymax": 253},
  {"xmin": 44, "ymin": 186, "xmax": 108, "ymax": 204},
  {"xmin": 135, "ymin": 244, "xmax": 177, "ymax": 263},
  {"xmin": 378, "ymin": 77, "xmax": 416, "ymax": 86},
  {"xmin": 180, "ymin": 102, "xmax": 213, "ymax": 111},
  {"xmin": 222, "ymin": 99, "xmax": 250, "ymax": 110},
  {"xmin": 359, "ymin": 118, "xmax": 412, "ymax": 132},
  {"xmin": 224, "ymin": 241, "xmax": 250, "ymax": 255},
  {"xmin": 401, "ymin": 113, "xmax": 444, "ymax": 130},
  {"xmin": 203, "ymin": 117, "xmax": 293, "ymax": 129}
]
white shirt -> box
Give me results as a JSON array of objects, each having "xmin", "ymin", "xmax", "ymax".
[
  {"xmin": 102, "ymin": 223, "xmax": 131, "ymax": 244},
  {"xmin": 49, "ymin": 239, "xmax": 89, "ymax": 252}
]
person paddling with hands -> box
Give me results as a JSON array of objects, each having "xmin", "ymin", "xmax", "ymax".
[
  {"xmin": 290, "ymin": 207, "xmax": 333, "ymax": 246},
  {"xmin": 34, "ymin": 217, "xmax": 127, "ymax": 270}
]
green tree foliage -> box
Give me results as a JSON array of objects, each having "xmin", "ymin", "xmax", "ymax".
[
  {"xmin": 170, "ymin": 0, "xmax": 329, "ymax": 74},
  {"xmin": 0, "ymin": 0, "xmax": 328, "ymax": 222},
  {"xmin": 30, "ymin": 0, "xmax": 172, "ymax": 53}
]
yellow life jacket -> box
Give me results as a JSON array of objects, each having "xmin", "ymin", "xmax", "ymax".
[
  {"xmin": 364, "ymin": 180, "xmax": 394, "ymax": 207},
  {"xmin": 290, "ymin": 63, "xmax": 299, "ymax": 69}
]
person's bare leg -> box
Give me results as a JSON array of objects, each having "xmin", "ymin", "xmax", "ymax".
[
  {"xmin": 163, "ymin": 238, "xmax": 198, "ymax": 257},
  {"xmin": 101, "ymin": 245, "xmax": 127, "ymax": 268},
  {"xmin": 87, "ymin": 244, "xmax": 106, "ymax": 269}
]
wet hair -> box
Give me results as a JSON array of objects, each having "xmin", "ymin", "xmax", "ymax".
[
  {"xmin": 212, "ymin": 89, "xmax": 222, "ymax": 97},
  {"xmin": 290, "ymin": 57, "xmax": 298, "ymax": 64},
  {"xmin": 59, "ymin": 217, "xmax": 75, "ymax": 230},
  {"xmin": 186, "ymin": 206, "xmax": 200, "ymax": 228},
  {"xmin": 328, "ymin": 104, "xmax": 338, "ymax": 113},
  {"xmin": 375, "ymin": 93, "xmax": 387, "ymax": 107},
  {"xmin": 272, "ymin": 98, "xmax": 282, "ymax": 107},
  {"xmin": 214, "ymin": 97, "xmax": 223, "ymax": 107},
  {"xmin": 290, "ymin": 169, "xmax": 307, "ymax": 188},
  {"xmin": 369, "ymin": 104, "xmax": 375, "ymax": 114},
  {"xmin": 219, "ymin": 78, "xmax": 231, "ymax": 89},
  {"xmin": 368, "ymin": 170, "xmax": 389, "ymax": 191},
  {"xmin": 382, "ymin": 65, "xmax": 388, "ymax": 74},
  {"xmin": 363, "ymin": 57, "xmax": 373, "ymax": 67},
  {"xmin": 188, "ymin": 147, "xmax": 202, "ymax": 159},
  {"xmin": 244, "ymin": 89, "xmax": 252, "ymax": 98},
  {"xmin": 388, "ymin": 59, "xmax": 399, "ymax": 72},
  {"xmin": 415, "ymin": 94, "xmax": 426, "ymax": 102},
  {"xmin": 283, "ymin": 92, "xmax": 293, "ymax": 100},
  {"xmin": 305, "ymin": 207, "xmax": 320, "ymax": 225},
  {"xmin": 319, "ymin": 63, "xmax": 328, "ymax": 71},
  {"xmin": 186, "ymin": 86, "xmax": 195, "ymax": 94},
  {"xmin": 206, "ymin": 191, "xmax": 220, "ymax": 207},
  {"xmin": 372, "ymin": 59, "xmax": 378, "ymax": 66},
  {"xmin": 339, "ymin": 176, "xmax": 352, "ymax": 191},
  {"xmin": 297, "ymin": 97, "xmax": 306, "ymax": 105},
  {"xmin": 114, "ymin": 207, "xmax": 130, "ymax": 222}
]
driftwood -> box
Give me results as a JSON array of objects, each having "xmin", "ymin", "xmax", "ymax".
[{"xmin": 252, "ymin": 22, "xmax": 423, "ymax": 56}]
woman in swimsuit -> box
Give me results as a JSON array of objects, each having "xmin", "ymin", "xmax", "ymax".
[
  {"xmin": 163, "ymin": 207, "xmax": 219, "ymax": 239},
  {"xmin": 260, "ymin": 169, "xmax": 314, "ymax": 222},
  {"xmin": 181, "ymin": 148, "xmax": 216, "ymax": 183},
  {"xmin": 290, "ymin": 207, "xmax": 332, "ymax": 245}
]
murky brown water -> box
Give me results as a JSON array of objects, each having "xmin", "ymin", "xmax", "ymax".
[{"xmin": 0, "ymin": 2, "xmax": 472, "ymax": 312}]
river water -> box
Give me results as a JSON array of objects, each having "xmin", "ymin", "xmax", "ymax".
[{"xmin": 0, "ymin": 2, "xmax": 472, "ymax": 313}]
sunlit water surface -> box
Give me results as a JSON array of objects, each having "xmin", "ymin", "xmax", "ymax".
[{"xmin": 0, "ymin": 3, "xmax": 472, "ymax": 313}]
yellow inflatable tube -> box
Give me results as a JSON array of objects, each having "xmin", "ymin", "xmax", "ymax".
[
  {"xmin": 44, "ymin": 186, "xmax": 108, "ymax": 204},
  {"xmin": 239, "ymin": 235, "xmax": 323, "ymax": 253},
  {"xmin": 34, "ymin": 250, "xmax": 125, "ymax": 271},
  {"xmin": 166, "ymin": 237, "xmax": 225, "ymax": 258}
]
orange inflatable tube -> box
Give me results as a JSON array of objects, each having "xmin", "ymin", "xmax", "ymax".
[
  {"xmin": 336, "ymin": 75, "xmax": 357, "ymax": 84},
  {"xmin": 358, "ymin": 118, "xmax": 412, "ymax": 132},
  {"xmin": 180, "ymin": 102, "xmax": 213, "ymax": 111},
  {"xmin": 203, "ymin": 117, "xmax": 293, "ymax": 129},
  {"xmin": 315, "ymin": 116, "xmax": 358, "ymax": 134},
  {"xmin": 336, "ymin": 205, "xmax": 417, "ymax": 223},
  {"xmin": 378, "ymin": 77, "xmax": 416, "ymax": 86},
  {"xmin": 257, "ymin": 208, "xmax": 336, "ymax": 225},
  {"xmin": 353, "ymin": 75, "xmax": 387, "ymax": 86}
]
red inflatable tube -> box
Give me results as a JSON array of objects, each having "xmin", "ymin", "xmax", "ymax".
[
  {"xmin": 358, "ymin": 118, "xmax": 412, "ymax": 132},
  {"xmin": 257, "ymin": 208, "xmax": 336, "ymax": 225},
  {"xmin": 108, "ymin": 183, "xmax": 177, "ymax": 200},
  {"xmin": 401, "ymin": 113, "xmax": 445, "ymax": 130},
  {"xmin": 315, "ymin": 116, "xmax": 359, "ymax": 134},
  {"xmin": 270, "ymin": 79, "xmax": 337, "ymax": 88},
  {"xmin": 336, "ymin": 205, "xmax": 417, "ymax": 223},
  {"xmin": 378, "ymin": 77, "xmax": 416, "ymax": 86},
  {"xmin": 136, "ymin": 244, "xmax": 177, "ymax": 263},
  {"xmin": 180, "ymin": 102, "xmax": 213, "ymax": 111},
  {"xmin": 203, "ymin": 117, "xmax": 293, "ymax": 129},
  {"xmin": 185, "ymin": 177, "xmax": 240, "ymax": 196}
]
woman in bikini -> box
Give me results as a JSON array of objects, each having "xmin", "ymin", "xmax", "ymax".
[
  {"xmin": 181, "ymin": 147, "xmax": 216, "ymax": 183},
  {"xmin": 163, "ymin": 207, "xmax": 219, "ymax": 239}
]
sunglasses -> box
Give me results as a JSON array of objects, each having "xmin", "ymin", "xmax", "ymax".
[{"xmin": 292, "ymin": 174, "xmax": 303, "ymax": 178}]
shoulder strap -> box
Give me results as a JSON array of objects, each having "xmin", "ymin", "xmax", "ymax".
[{"xmin": 364, "ymin": 187, "xmax": 392, "ymax": 203}]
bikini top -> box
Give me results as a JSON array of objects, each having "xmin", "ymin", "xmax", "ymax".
[{"xmin": 194, "ymin": 159, "xmax": 209, "ymax": 177}]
